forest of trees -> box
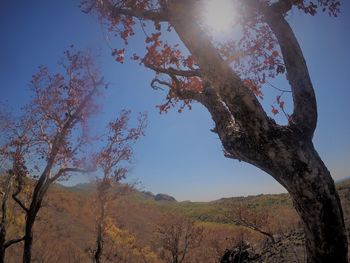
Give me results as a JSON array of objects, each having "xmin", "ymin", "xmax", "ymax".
[{"xmin": 0, "ymin": 0, "xmax": 349, "ymax": 262}]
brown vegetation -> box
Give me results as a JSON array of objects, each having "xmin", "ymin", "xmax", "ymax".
[{"xmin": 0, "ymin": 179, "xmax": 348, "ymax": 262}]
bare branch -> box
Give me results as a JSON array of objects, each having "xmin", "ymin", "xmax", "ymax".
[
  {"xmin": 150, "ymin": 78, "xmax": 167, "ymax": 90},
  {"xmin": 226, "ymin": 204, "xmax": 275, "ymax": 243},
  {"xmin": 144, "ymin": 59, "xmax": 201, "ymax": 78},
  {"xmin": 266, "ymin": 81, "xmax": 291, "ymax": 93},
  {"xmin": 4, "ymin": 236, "xmax": 25, "ymax": 248},
  {"xmin": 12, "ymin": 194, "xmax": 29, "ymax": 213}
]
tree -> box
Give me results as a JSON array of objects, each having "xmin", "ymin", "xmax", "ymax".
[
  {"xmin": 156, "ymin": 215, "xmax": 203, "ymax": 263},
  {"xmin": 83, "ymin": 0, "xmax": 348, "ymax": 262},
  {"xmin": 0, "ymin": 107, "xmax": 35, "ymax": 262},
  {"xmin": 92, "ymin": 110, "xmax": 146, "ymax": 263},
  {"xmin": 1, "ymin": 48, "xmax": 107, "ymax": 263},
  {"xmin": 225, "ymin": 203, "xmax": 275, "ymax": 244}
]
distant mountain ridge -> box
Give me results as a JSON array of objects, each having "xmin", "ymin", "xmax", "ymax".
[
  {"xmin": 61, "ymin": 177, "xmax": 350, "ymax": 203},
  {"xmin": 154, "ymin": 193, "xmax": 177, "ymax": 202},
  {"xmin": 64, "ymin": 182, "xmax": 177, "ymax": 202}
]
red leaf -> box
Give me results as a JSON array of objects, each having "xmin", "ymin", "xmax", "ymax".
[{"xmin": 271, "ymin": 106, "xmax": 279, "ymax": 115}]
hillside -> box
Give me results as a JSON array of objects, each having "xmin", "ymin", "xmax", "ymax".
[{"xmin": 2, "ymin": 178, "xmax": 349, "ymax": 262}]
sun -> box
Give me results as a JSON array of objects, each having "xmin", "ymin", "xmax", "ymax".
[{"xmin": 201, "ymin": 0, "xmax": 236, "ymax": 35}]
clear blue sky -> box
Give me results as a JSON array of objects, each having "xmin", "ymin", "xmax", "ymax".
[{"xmin": 1, "ymin": 0, "xmax": 349, "ymax": 201}]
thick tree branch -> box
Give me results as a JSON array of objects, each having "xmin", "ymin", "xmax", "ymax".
[
  {"xmin": 147, "ymin": 63, "xmax": 203, "ymax": 102},
  {"xmin": 144, "ymin": 59, "xmax": 201, "ymax": 78},
  {"xmin": 171, "ymin": 77, "xmax": 204, "ymax": 102},
  {"xmin": 11, "ymin": 170, "xmax": 29, "ymax": 213},
  {"xmin": 264, "ymin": 14, "xmax": 317, "ymax": 137},
  {"xmin": 151, "ymin": 76, "xmax": 204, "ymax": 103}
]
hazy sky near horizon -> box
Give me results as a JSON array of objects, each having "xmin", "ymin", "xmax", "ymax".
[{"xmin": 1, "ymin": 0, "xmax": 349, "ymax": 201}]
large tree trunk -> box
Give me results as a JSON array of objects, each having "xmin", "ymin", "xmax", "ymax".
[
  {"xmin": 265, "ymin": 141, "xmax": 348, "ymax": 263},
  {"xmin": 94, "ymin": 204, "xmax": 105, "ymax": 263},
  {"xmin": 23, "ymin": 210, "xmax": 37, "ymax": 263},
  {"xmin": 94, "ymin": 224, "xmax": 103, "ymax": 263},
  {"xmin": 216, "ymin": 118, "xmax": 349, "ymax": 262},
  {"xmin": 94, "ymin": 187, "xmax": 106, "ymax": 263},
  {"xmin": 22, "ymin": 174, "xmax": 48, "ymax": 263}
]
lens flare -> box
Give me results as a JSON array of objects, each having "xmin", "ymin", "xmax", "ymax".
[{"xmin": 201, "ymin": 0, "xmax": 236, "ymax": 35}]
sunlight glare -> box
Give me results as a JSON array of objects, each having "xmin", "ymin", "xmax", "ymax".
[{"xmin": 201, "ymin": 0, "xmax": 236, "ymax": 34}]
